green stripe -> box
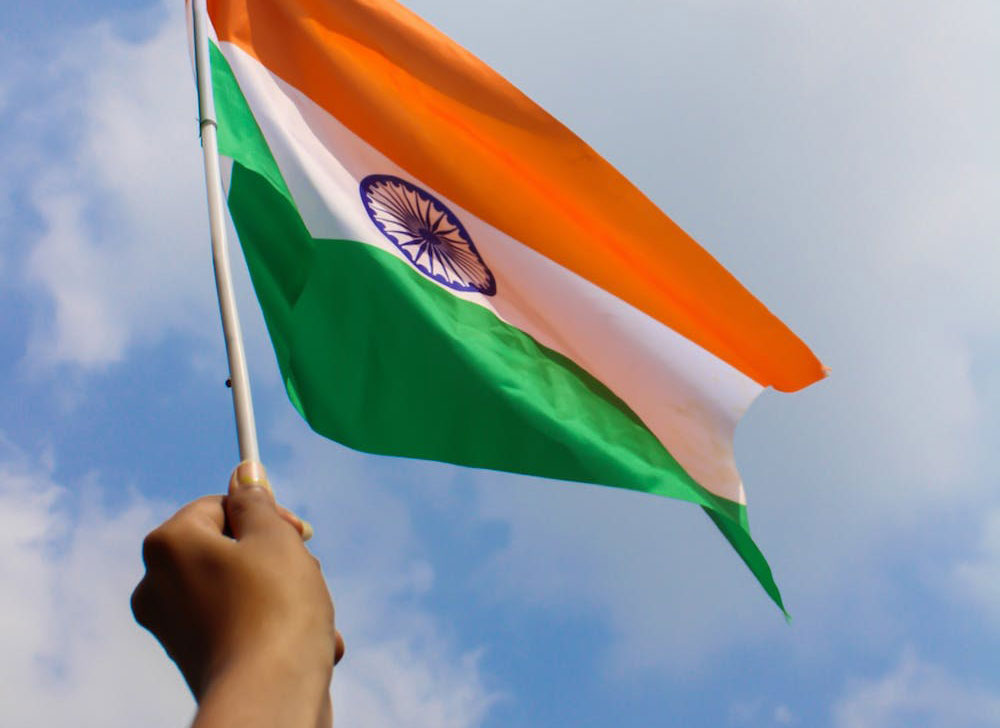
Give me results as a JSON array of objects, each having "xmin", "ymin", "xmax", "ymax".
[
  {"xmin": 210, "ymin": 41, "xmax": 787, "ymax": 615},
  {"xmin": 210, "ymin": 42, "xmax": 292, "ymax": 204}
]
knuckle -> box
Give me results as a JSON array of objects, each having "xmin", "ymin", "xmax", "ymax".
[
  {"xmin": 130, "ymin": 579, "xmax": 153, "ymax": 628},
  {"xmin": 334, "ymin": 631, "xmax": 346, "ymax": 665},
  {"xmin": 141, "ymin": 527, "xmax": 179, "ymax": 570},
  {"xmin": 174, "ymin": 496, "xmax": 218, "ymax": 520},
  {"xmin": 226, "ymin": 494, "xmax": 251, "ymax": 522},
  {"xmin": 226, "ymin": 489, "xmax": 269, "ymax": 522},
  {"xmin": 193, "ymin": 494, "xmax": 222, "ymax": 507}
]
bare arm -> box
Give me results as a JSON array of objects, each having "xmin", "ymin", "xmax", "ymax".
[{"xmin": 131, "ymin": 463, "xmax": 344, "ymax": 728}]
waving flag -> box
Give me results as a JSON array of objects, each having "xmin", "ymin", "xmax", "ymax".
[{"xmin": 191, "ymin": 0, "xmax": 825, "ymax": 611}]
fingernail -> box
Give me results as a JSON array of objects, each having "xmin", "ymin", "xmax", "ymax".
[
  {"xmin": 232, "ymin": 460, "xmax": 272, "ymax": 494},
  {"xmin": 300, "ymin": 520, "xmax": 314, "ymax": 541}
]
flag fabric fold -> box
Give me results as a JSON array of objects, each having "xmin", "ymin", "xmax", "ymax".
[{"xmin": 190, "ymin": 0, "xmax": 824, "ymax": 612}]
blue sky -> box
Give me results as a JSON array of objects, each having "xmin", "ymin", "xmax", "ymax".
[{"xmin": 2, "ymin": 1, "xmax": 999, "ymax": 726}]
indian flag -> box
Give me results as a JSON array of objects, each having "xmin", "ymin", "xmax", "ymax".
[{"xmin": 190, "ymin": 0, "xmax": 825, "ymax": 611}]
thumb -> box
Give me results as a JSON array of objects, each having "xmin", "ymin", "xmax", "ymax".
[{"xmin": 225, "ymin": 460, "xmax": 282, "ymax": 540}]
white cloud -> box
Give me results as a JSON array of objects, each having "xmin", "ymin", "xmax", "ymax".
[
  {"xmin": 5, "ymin": 3, "xmax": 497, "ymax": 720},
  {"xmin": 335, "ymin": 636, "xmax": 493, "ymax": 727},
  {"xmin": 832, "ymin": 650, "xmax": 1000, "ymax": 728},
  {"xmin": 0, "ymin": 440, "xmax": 193, "ymax": 727},
  {"xmin": 953, "ymin": 509, "xmax": 1000, "ymax": 629},
  {"xmin": 728, "ymin": 698, "xmax": 797, "ymax": 727},
  {"xmin": 6, "ymin": 0, "xmax": 998, "ymax": 707},
  {"xmin": 774, "ymin": 704, "xmax": 795, "ymax": 725},
  {"xmin": 474, "ymin": 473, "xmax": 783, "ymax": 674},
  {"xmin": 0, "ymin": 432, "xmax": 496, "ymax": 728},
  {"xmin": 252, "ymin": 414, "xmax": 498, "ymax": 727},
  {"xmin": 20, "ymin": 1, "xmax": 215, "ymax": 368},
  {"xmin": 459, "ymin": 0, "xmax": 1000, "ymax": 675}
]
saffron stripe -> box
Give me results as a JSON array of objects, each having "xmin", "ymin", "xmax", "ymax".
[{"xmin": 205, "ymin": 0, "xmax": 824, "ymax": 392}]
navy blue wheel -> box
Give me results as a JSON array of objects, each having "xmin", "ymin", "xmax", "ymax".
[{"xmin": 360, "ymin": 175, "xmax": 497, "ymax": 296}]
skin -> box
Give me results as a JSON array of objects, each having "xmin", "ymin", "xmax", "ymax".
[{"xmin": 131, "ymin": 462, "xmax": 345, "ymax": 728}]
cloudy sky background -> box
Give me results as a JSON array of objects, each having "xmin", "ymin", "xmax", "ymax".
[{"xmin": 1, "ymin": 1, "xmax": 998, "ymax": 725}]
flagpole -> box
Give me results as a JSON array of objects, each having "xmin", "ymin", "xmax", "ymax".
[{"xmin": 192, "ymin": 0, "xmax": 261, "ymax": 464}]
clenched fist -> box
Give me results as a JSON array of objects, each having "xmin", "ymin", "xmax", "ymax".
[{"xmin": 131, "ymin": 462, "xmax": 344, "ymax": 728}]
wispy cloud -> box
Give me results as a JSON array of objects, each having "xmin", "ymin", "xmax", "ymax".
[
  {"xmin": 0, "ymin": 439, "xmax": 192, "ymax": 727},
  {"xmin": 832, "ymin": 649, "xmax": 1000, "ymax": 728},
  {"xmin": 268, "ymin": 414, "xmax": 498, "ymax": 727},
  {"xmin": 3, "ymin": 0, "xmax": 998, "ymax": 722},
  {"xmin": 953, "ymin": 509, "xmax": 1000, "ymax": 630},
  {"xmin": 0, "ymin": 428, "xmax": 497, "ymax": 728},
  {"xmin": 15, "ymin": 2, "xmax": 214, "ymax": 368},
  {"xmin": 466, "ymin": 0, "xmax": 1000, "ymax": 675},
  {"xmin": 2, "ymin": 4, "xmax": 497, "ymax": 723},
  {"xmin": 728, "ymin": 699, "xmax": 798, "ymax": 727}
]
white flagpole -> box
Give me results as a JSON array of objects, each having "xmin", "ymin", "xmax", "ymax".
[{"xmin": 192, "ymin": 0, "xmax": 261, "ymax": 464}]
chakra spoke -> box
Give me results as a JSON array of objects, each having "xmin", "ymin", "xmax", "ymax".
[
  {"xmin": 430, "ymin": 210, "xmax": 448, "ymax": 232},
  {"xmin": 381, "ymin": 186, "xmax": 419, "ymax": 227},
  {"xmin": 439, "ymin": 252, "xmax": 465, "ymax": 283},
  {"xmin": 374, "ymin": 193, "xmax": 412, "ymax": 224},
  {"xmin": 427, "ymin": 246, "xmax": 443, "ymax": 276},
  {"xmin": 420, "ymin": 196, "xmax": 435, "ymax": 229},
  {"xmin": 360, "ymin": 175, "xmax": 496, "ymax": 296},
  {"xmin": 403, "ymin": 187, "xmax": 424, "ymax": 227}
]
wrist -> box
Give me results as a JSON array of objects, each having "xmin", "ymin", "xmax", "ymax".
[{"xmin": 193, "ymin": 645, "xmax": 332, "ymax": 728}]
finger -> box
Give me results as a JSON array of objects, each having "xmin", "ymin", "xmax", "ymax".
[
  {"xmin": 165, "ymin": 495, "xmax": 227, "ymax": 535},
  {"xmin": 225, "ymin": 461, "xmax": 287, "ymax": 541},
  {"xmin": 227, "ymin": 461, "xmax": 314, "ymax": 541},
  {"xmin": 228, "ymin": 460, "xmax": 274, "ymax": 500},
  {"xmin": 334, "ymin": 629, "xmax": 345, "ymax": 665},
  {"xmin": 130, "ymin": 576, "xmax": 160, "ymax": 633},
  {"xmin": 277, "ymin": 504, "xmax": 315, "ymax": 541},
  {"xmin": 141, "ymin": 496, "xmax": 226, "ymax": 570}
]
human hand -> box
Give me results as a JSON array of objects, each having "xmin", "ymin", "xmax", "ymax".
[{"xmin": 131, "ymin": 462, "xmax": 344, "ymax": 728}]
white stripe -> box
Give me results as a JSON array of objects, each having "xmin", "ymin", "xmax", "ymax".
[{"xmin": 221, "ymin": 43, "xmax": 762, "ymax": 503}]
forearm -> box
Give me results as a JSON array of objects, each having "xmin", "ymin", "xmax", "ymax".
[{"xmin": 191, "ymin": 650, "xmax": 332, "ymax": 728}]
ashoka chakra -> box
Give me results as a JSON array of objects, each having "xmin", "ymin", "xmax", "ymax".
[{"xmin": 360, "ymin": 175, "xmax": 497, "ymax": 296}]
